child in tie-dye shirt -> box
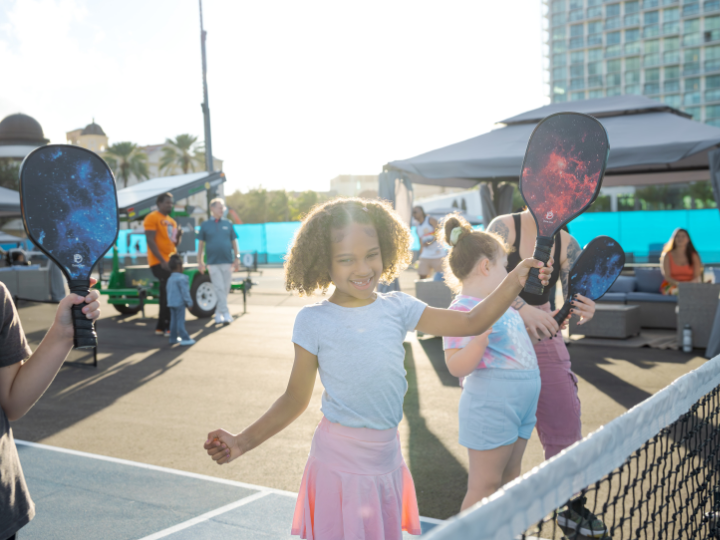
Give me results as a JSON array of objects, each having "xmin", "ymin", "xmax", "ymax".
[{"xmin": 441, "ymin": 214, "xmax": 540, "ymax": 512}]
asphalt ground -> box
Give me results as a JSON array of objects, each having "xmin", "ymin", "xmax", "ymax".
[{"xmin": 9, "ymin": 267, "xmax": 708, "ymax": 530}]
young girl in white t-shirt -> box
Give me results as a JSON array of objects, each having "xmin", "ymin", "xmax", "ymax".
[{"xmin": 204, "ymin": 198, "xmax": 553, "ymax": 540}]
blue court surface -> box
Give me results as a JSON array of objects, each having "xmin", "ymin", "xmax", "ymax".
[{"xmin": 15, "ymin": 441, "xmax": 442, "ymax": 539}]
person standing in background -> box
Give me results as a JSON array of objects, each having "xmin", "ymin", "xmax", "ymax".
[
  {"xmin": 144, "ymin": 192, "xmax": 182, "ymax": 336},
  {"xmin": 412, "ymin": 206, "xmax": 446, "ymax": 280},
  {"xmin": 198, "ymin": 198, "xmax": 239, "ymax": 325}
]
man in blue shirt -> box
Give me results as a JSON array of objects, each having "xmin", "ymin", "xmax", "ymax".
[{"xmin": 198, "ymin": 198, "xmax": 239, "ymax": 324}]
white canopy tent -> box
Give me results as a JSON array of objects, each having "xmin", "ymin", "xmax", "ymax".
[{"xmin": 0, "ymin": 186, "xmax": 20, "ymax": 217}]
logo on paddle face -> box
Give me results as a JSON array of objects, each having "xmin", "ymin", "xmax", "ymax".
[
  {"xmin": 74, "ymin": 254, "xmax": 83, "ymax": 264},
  {"xmin": 546, "ymin": 211, "xmax": 554, "ymax": 220}
]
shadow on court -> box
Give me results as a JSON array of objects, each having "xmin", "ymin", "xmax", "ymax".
[
  {"xmin": 11, "ymin": 302, "xmax": 226, "ymax": 443},
  {"xmin": 568, "ymin": 344, "xmax": 698, "ymax": 411},
  {"xmin": 403, "ymin": 343, "xmax": 467, "ymax": 519},
  {"xmin": 417, "ymin": 337, "xmax": 460, "ymax": 388}
]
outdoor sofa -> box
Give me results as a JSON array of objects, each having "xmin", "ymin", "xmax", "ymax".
[{"xmin": 596, "ymin": 268, "xmax": 677, "ymax": 329}]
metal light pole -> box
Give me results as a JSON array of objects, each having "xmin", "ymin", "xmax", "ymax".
[{"xmin": 199, "ymin": 0, "xmax": 213, "ymax": 174}]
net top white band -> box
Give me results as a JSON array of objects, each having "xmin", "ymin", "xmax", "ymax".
[{"xmin": 424, "ymin": 354, "xmax": 720, "ymax": 540}]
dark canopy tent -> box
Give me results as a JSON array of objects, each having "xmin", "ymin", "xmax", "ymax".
[
  {"xmin": 381, "ymin": 96, "xmax": 720, "ymax": 220},
  {"xmin": 386, "ymin": 95, "xmax": 720, "ymax": 187}
]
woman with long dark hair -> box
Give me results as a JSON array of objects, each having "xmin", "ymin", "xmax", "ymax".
[{"xmin": 660, "ymin": 228, "xmax": 702, "ymax": 295}]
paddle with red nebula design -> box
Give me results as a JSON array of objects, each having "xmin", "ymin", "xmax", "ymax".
[
  {"xmin": 20, "ymin": 145, "xmax": 119, "ymax": 349},
  {"xmin": 519, "ymin": 112, "xmax": 609, "ymax": 295}
]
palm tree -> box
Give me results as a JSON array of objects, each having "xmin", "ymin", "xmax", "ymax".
[
  {"xmin": 104, "ymin": 142, "xmax": 149, "ymax": 188},
  {"xmin": 159, "ymin": 134, "xmax": 206, "ymax": 175}
]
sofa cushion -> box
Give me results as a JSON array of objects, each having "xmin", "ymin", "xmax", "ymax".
[
  {"xmin": 597, "ymin": 292, "xmax": 628, "ymax": 303},
  {"xmin": 634, "ymin": 267, "xmax": 665, "ymax": 293},
  {"xmin": 626, "ymin": 292, "xmax": 677, "ymax": 303},
  {"xmin": 608, "ymin": 275, "xmax": 636, "ymax": 293}
]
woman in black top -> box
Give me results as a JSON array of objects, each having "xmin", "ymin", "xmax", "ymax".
[{"xmin": 487, "ymin": 210, "xmax": 605, "ymax": 535}]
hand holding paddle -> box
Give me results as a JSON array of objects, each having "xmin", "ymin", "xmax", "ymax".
[
  {"xmin": 519, "ymin": 112, "xmax": 609, "ymax": 296},
  {"xmin": 20, "ymin": 145, "xmax": 119, "ymax": 349},
  {"xmin": 553, "ymin": 236, "xmax": 625, "ymax": 325}
]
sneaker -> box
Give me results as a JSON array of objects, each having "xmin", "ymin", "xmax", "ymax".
[
  {"xmin": 215, "ymin": 314, "xmax": 224, "ymax": 325},
  {"xmin": 179, "ymin": 339, "xmax": 196, "ymax": 346},
  {"xmin": 164, "ymin": 330, "xmax": 171, "ymax": 337},
  {"xmin": 223, "ymin": 312, "xmax": 233, "ymax": 324},
  {"xmin": 155, "ymin": 329, "xmax": 164, "ymax": 336},
  {"xmin": 556, "ymin": 496, "xmax": 607, "ymax": 538}
]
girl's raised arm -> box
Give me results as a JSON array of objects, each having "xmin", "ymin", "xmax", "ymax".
[
  {"xmin": 416, "ymin": 257, "xmax": 552, "ymax": 338},
  {"xmin": 205, "ymin": 343, "xmax": 318, "ymax": 465}
]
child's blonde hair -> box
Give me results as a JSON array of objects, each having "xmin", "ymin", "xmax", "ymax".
[
  {"xmin": 442, "ymin": 213, "xmax": 509, "ymax": 293},
  {"xmin": 285, "ymin": 197, "xmax": 413, "ymax": 296}
]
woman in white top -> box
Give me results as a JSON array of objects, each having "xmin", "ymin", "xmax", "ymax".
[{"xmin": 412, "ymin": 206, "xmax": 446, "ymax": 279}]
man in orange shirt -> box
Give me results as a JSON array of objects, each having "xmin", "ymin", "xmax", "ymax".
[{"xmin": 144, "ymin": 192, "xmax": 183, "ymax": 336}]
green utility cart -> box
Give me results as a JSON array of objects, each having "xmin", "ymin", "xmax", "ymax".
[{"xmin": 97, "ymin": 247, "xmax": 252, "ymax": 317}]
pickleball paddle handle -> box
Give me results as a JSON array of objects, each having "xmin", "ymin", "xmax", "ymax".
[
  {"xmin": 554, "ymin": 300, "xmax": 572, "ymax": 325},
  {"xmin": 68, "ymin": 280, "xmax": 97, "ymax": 349},
  {"xmin": 523, "ymin": 236, "xmax": 554, "ymax": 296}
]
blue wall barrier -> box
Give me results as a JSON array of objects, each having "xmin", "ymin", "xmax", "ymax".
[
  {"xmin": 567, "ymin": 209, "xmax": 720, "ymax": 263},
  {"xmin": 106, "ymin": 209, "xmax": 720, "ymax": 264}
]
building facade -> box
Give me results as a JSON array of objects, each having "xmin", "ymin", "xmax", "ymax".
[{"xmin": 547, "ymin": 0, "xmax": 720, "ymax": 125}]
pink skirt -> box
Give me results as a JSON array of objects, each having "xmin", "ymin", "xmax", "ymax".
[{"xmin": 291, "ymin": 417, "xmax": 422, "ymax": 539}]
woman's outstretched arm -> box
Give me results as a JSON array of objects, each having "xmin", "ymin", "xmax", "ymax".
[{"xmin": 204, "ymin": 344, "xmax": 318, "ymax": 465}]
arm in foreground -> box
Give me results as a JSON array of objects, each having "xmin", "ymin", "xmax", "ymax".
[
  {"xmin": 415, "ymin": 257, "xmax": 552, "ymax": 337},
  {"xmin": 204, "ymin": 343, "xmax": 318, "ymax": 465},
  {"xmin": 197, "ymin": 239, "xmax": 206, "ymax": 274},
  {"xmin": 0, "ymin": 285, "xmax": 100, "ymax": 422}
]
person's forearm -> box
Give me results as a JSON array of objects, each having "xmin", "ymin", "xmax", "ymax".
[
  {"xmin": 233, "ymin": 240, "xmax": 239, "ymax": 259},
  {"xmin": 147, "ymin": 238, "xmax": 164, "ymax": 263},
  {"xmin": 198, "ymin": 241, "xmax": 205, "ymax": 262},
  {"xmin": 465, "ymin": 272, "xmax": 523, "ymax": 335},
  {"xmin": 238, "ymin": 391, "xmax": 309, "ymax": 454},
  {"xmin": 446, "ymin": 340, "xmax": 488, "ymax": 378},
  {"xmin": 5, "ymin": 325, "xmax": 72, "ymax": 421}
]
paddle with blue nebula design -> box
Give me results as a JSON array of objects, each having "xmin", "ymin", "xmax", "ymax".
[
  {"xmin": 20, "ymin": 145, "xmax": 119, "ymax": 349},
  {"xmin": 520, "ymin": 112, "xmax": 610, "ymax": 296},
  {"xmin": 553, "ymin": 236, "xmax": 625, "ymax": 325}
]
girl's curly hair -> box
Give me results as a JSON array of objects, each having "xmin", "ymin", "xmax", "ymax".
[{"xmin": 285, "ymin": 197, "xmax": 413, "ymax": 296}]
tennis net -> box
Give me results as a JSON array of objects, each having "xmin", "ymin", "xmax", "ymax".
[{"xmin": 424, "ymin": 355, "xmax": 720, "ymax": 540}]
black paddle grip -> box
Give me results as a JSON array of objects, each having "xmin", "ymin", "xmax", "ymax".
[
  {"xmin": 523, "ymin": 236, "xmax": 554, "ymax": 296},
  {"xmin": 69, "ymin": 280, "xmax": 97, "ymax": 349},
  {"xmin": 554, "ymin": 301, "xmax": 572, "ymax": 325}
]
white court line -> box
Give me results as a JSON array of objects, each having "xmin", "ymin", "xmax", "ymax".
[
  {"xmin": 15, "ymin": 439, "xmax": 296, "ymax": 497},
  {"xmin": 137, "ymin": 490, "xmax": 272, "ymax": 540},
  {"xmin": 17, "ymin": 439, "xmax": 445, "ymax": 526}
]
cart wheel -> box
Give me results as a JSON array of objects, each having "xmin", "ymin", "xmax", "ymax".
[
  {"xmin": 189, "ymin": 273, "xmax": 217, "ymax": 318},
  {"xmin": 113, "ymin": 303, "xmax": 143, "ymax": 315}
]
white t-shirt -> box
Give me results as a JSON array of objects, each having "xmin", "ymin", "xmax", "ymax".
[
  {"xmin": 416, "ymin": 215, "xmax": 447, "ymax": 260},
  {"xmin": 292, "ymin": 292, "xmax": 427, "ymax": 430}
]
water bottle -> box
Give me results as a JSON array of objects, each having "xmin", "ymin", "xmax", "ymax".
[{"xmin": 683, "ymin": 324, "xmax": 693, "ymax": 353}]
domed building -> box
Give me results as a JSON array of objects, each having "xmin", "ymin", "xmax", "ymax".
[
  {"xmin": 66, "ymin": 120, "xmax": 108, "ymax": 154},
  {"xmin": 0, "ymin": 113, "xmax": 49, "ymax": 160}
]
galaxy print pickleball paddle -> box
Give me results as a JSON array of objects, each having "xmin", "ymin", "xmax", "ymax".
[
  {"xmin": 520, "ymin": 112, "xmax": 609, "ymax": 295},
  {"xmin": 20, "ymin": 145, "xmax": 119, "ymax": 349},
  {"xmin": 553, "ymin": 236, "xmax": 625, "ymax": 324}
]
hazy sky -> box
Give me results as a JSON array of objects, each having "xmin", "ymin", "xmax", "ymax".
[{"xmin": 0, "ymin": 0, "xmax": 548, "ymax": 194}]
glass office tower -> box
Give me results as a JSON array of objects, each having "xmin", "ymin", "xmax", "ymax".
[{"xmin": 547, "ymin": 0, "xmax": 720, "ymax": 126}]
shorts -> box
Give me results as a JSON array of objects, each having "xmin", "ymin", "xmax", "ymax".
[
  {"xmin": 417, "ymin": 257, "xmax": 444, "ymax": 276},
  {"xmin": 458, "ymin": 368, "xmax": 541, "ymax": 451}
]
